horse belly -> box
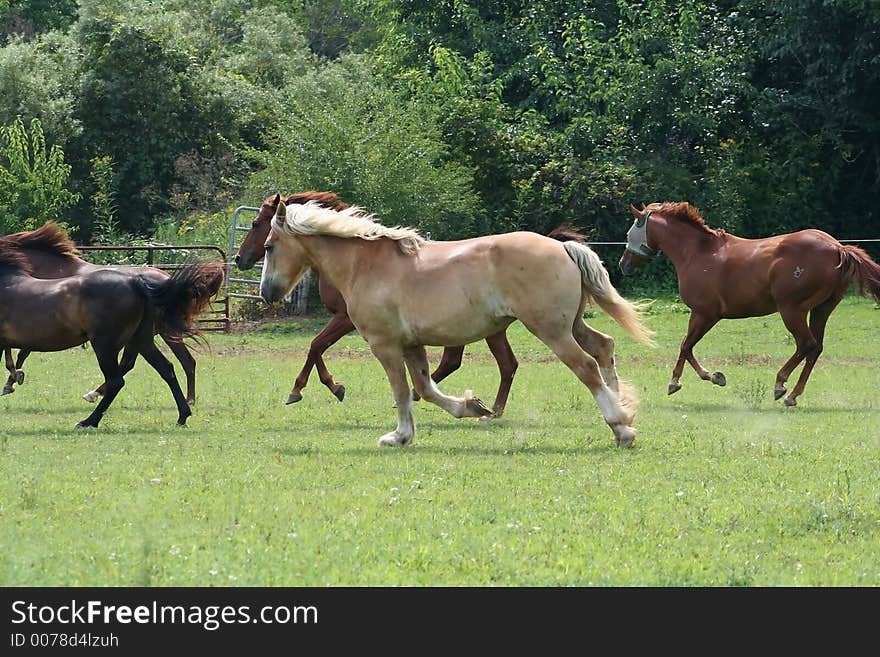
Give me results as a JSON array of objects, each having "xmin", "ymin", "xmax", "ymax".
[{"xmin": 0, "ymin": 322, "xmax": 86, "ymax": 351}]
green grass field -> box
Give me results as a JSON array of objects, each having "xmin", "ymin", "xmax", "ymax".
[{"xmin": 1, "ymin": 296, "xmax": 878, "ymax": 586}]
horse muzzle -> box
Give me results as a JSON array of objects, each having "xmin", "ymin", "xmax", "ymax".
[
  {"xmin": 618, "ymin": 254, "xmax": 636, "ymax": 276},
  {"xmin": 234, "ymin": 252, "xmax": 256, "ymax": 271},
  {"xmin": 260, "ymin": 281, "xmax": 285, "ymax": 305}
]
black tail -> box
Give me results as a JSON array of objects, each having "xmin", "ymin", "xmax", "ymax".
[{"xmin": 139, "ymin": 263, "xmax": 225, "ymax": 341}]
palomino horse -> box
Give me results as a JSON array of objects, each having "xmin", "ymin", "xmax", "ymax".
[
  {"xmin": 0, "ymin": 223, "xmax": 200, "ymax": 403},
  {"xmin": 236, "ymin": 192, "xmax": 528, "ymax": 415},
  {"xmin": 260, "ymin": 201, "xmax": 654, "ymax": 447},
  {"xmin": 0, "ymin": 224, "xmax": 224, "ymax": 428},
  {"xmin": 619, "ymin": 202, "xmax": 880, "ymax": 405}
]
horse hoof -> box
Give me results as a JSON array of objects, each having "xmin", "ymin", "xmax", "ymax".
[
  {"xmin": 667, "ymin": 382, "xmax": 682, "ymax": 395},
  {"xmin": 614, "ymin": 426, "xmax": 637, "ymax": 448},
  {"xmin": 466, "ymin": 397, "xmax": 493, "ymax": 417},
  {"xmin": 75, "ymin": 421, "xmax": 95, "ymax": 429},
  {"xmin": 15, "ymin": 370, "xmax": 24, "ymax": 385},
  {"xmin": 83, "ymin": 391, "xmax": 99, "ymax": 403},
  {"xmin": 333, "ymin": 385, "xmax": 345, "ymax": 402},
  {"xmin": 378, "ymin": 433, "xmax": 411, "ymax": 447},
  {"xmin": 187, "ymin": 398, "xmax": 196, "ymax": 407},
  {"xmin": 285, "ymin": 392, "xmax": 303, "ymax": 405},
  {"xmin": 710, "ymin": 372, "xmax": 726, "ymax": 387},
  {"xmin": 1, "ymin": 386, "xmax": 13, "ymax": 395},
  {"xmin": 773, "ymin": 386, "xmax": 786, "ymax": 401},
  {"xmin": 783, "ymin": 397, "xmax": 797, "ymax": 407}
]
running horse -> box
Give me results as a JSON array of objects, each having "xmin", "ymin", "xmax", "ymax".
[
  {"xmin": 1, "ymin": 223, "xmax": 202, "ymax": 404},
  {"xmin": 236, "ymin": 192, "xmax": 589, "ymax": 416},
  {"xmin": 260, "ymin": 200, "xmax": 654, "ymax": 447},
  {"xmin": 618, "ymin": 202, "xmax": 880, "ymax": 405},
  {"xmin": 235, "ymin": 191, "xmax": 525, "ymax": 416},
  {"xmin": 0, "ymin": 222, "xmax": 224, "ymax": 428}
]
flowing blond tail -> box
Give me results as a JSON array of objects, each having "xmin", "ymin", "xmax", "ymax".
[{"xmin": 563, "ymin": 241, "xmax": 656, "ymax": 346}]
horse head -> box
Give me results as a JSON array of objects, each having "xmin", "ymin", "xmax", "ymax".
[
  {"xmin": 619, "ymin": 203, "xmax": 659, "ymax": 275},
  {"xmin": 236, "ymin": 191, "xmax": 352, "ymax": 270},
  {"xmin": 259, "ymin": 199, "xmax": 312, "ymax": 304},
  {"xmin": 235, "ymin": 193, "xmax": 281, "ymax": 270}
]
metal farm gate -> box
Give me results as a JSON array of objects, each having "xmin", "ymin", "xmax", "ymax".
[
  {"xmin": 226, "ymin": 205, "xmax": 311, "ymax": 314},
  {"xmin": 77, "ymin": 244, "xmax": 231, "ymax": 332}
]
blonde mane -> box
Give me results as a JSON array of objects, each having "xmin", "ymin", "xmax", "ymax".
[{"xmin": 275, "ymin": 201, "xmax": 425, "ymax": 255}]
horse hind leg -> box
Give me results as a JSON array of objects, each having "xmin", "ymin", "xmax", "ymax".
[
  {"xmin": 778, "ymin": 296, "xmax": 841, "ymax": 406},
  {"xmin": 134, "ymin": 339, "xmax": 192, "ymax": 426},
  {"xmin": 530, "ymin": 324, "xmax": 637, "ymax": 446},
  {"xmin": 404, "ymin": 346, "xmax": 492, "ymax": 419},
  {"xmin": 421, "ymin": 345, "xmax": 465, "ymax": 403},
  {"xmin": 484, "ymin": 331, "xmax": 518, "ymax": 418},
  {"xmin": 76, "ymin": 344, "xmax": 125, "ymax": 428},
  {"xmin": 772, "ymin": 307, "xmax": 818, "ymax": 406},
  {"xmin": 164, "ymin": 336, "xmax": 196, "ymax": 405}
]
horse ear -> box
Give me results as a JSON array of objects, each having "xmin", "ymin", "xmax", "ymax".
[
  {"xmin": 629, "ymin": 204, "xmax": 642, "ymax": 220},
  {"xmin": 274, "ymin": 198, "xmax": 286, "ymax": 224},
  {"xmin": 272, "ymin": 193, "xmax": 281, "ymax": 206}
]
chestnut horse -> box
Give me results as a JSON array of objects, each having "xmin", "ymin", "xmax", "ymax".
[
  {"xmin": 261, "ymin": 201, "xmax": 654, "ymax": 447},
  {"xmin": 236, "ymin": 192, "xmax": 527, "ymax": 416},
  {"xmin": 619, "ymin": 202, "xmax": 880, "ymax": 405},
  {"xmin": 0, "ymin": 224, "xmax": 224, "ymax": 428},
  {"xmin": 0, "ymin": 223, "xmax": 200, "ymax": 403}
]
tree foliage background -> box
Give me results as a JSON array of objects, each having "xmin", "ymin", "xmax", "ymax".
[{"xmin": 1, "ymin": 0, "xmax": 878, "ymax": 291}]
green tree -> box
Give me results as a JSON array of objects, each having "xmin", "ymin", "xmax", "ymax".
[
  {"xmin": 245, "ymin": 54, "xmax": 483, "ymax": 239},
  {"xmin": 0, "ymin": 115, "xmax": 79, "ymax": 233}
]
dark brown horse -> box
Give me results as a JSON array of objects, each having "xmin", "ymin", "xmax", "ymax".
[
  {"xmin": 0, "ymin": 224, "xmax": 224, "ymax": 428},
  {"xmin": 236, "ymin": 192, "xmax": 528, "ymax": 417},
  {"xmin": 0, "ymin": 223, "xmax": 200, "ymax": 403},
  {"xmin": 619, "ymin": 202, "xmax": 880, "ymax": 405}
]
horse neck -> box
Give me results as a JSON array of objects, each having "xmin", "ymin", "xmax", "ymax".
[
  {"xmin": 652, "ymin": 215, "xmax": 719, "ymax": 269},
  {"xmin": 295, "ymin": 234, "xmax": 365, "ymax": 298}
]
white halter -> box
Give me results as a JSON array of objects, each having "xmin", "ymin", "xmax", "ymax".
[{"xmin": 625, "ymin": 210, "xmax": 659, "ymax": 258}]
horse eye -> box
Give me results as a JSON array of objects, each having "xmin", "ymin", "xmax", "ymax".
[{"xmin": 264, "ymin": 243, "xmax": 274, "ymax": 254}]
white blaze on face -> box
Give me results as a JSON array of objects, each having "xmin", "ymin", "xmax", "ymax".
[{"xmin": 259, "ymin": 247, "xmax": 277, "ymax": 300}]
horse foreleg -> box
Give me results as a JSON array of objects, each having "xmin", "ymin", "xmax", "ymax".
[
  {"xmin": 485, "ymin": 331, "xmax": 518, "ymax": 418},
  {"xmin": 404, "ymin": 346, "xmax": 492, "ymax": 420},
  {"xmin": 164, "ymin": 336, "xmax": 197, "ymax": 405},
  {"xmin": 369, "ymin": 342, "xmax": 417, "ymax": 446},
  {"xmin": 288, "ymin": 313, "xmax": 354, "ymax": 404},
  {"xmin": 420, "ymin": 346, "xmax": 464, "ymax": 402},
  {"xmin": 670, "ymin": 313, "xmax": 723, "ymax": 395}
]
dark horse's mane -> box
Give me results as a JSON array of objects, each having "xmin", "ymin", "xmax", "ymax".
[
  {"xmin": 0, "ymin": 240, "xmax": 32, "ymax": 273},
  {"xmin": 649, "ymin": 202, "xmax": 719, "ymax": 236},
  {"xmin": 0, "ymin": 222, "xmax": 80, "ymax": 259},
  {"xmin": 547, "ymin": 225, "xmax": 591, "ymax": 243},
  {"xmin": 283, "ymin": 191, "xmax": 351, "ymax": 212}
]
